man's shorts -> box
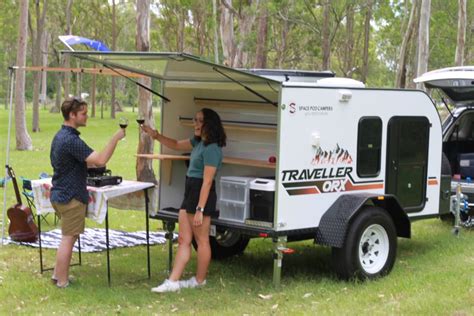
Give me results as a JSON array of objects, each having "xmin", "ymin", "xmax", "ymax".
[
  {"xmin": 52, "ymin": 199, "xmax": 87, "ymax": 236},
  {"xmin": 180, "ymin": 177, "xmax": 216, "ymax": 216}
]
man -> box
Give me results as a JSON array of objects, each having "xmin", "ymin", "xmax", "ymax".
[{"xmin": 49, "ymin": 97, "xmax": 125, "ymax": 288}]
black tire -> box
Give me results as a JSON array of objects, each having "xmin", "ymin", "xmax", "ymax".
[
  {"xmin": 192, "ymin": 230, "xmax": 250, "ymax": 260},
  {"xmin": 332, "ymin": 206, "xmax": 397, "ymax": 280},
  {"xmin": 440, "ymin": 213, "xmax": 455, "ymax": 223}
]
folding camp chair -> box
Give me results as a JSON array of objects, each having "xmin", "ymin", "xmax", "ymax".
[{"xmin": 22, "ymin": 178, "xmax": 57, "ymax": 225}]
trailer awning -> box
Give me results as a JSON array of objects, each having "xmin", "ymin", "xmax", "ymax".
[{"xmin": 62, "ymin": 51, "xmax": 280, "ymax": 86}]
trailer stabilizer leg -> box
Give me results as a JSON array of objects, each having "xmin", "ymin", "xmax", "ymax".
[
  {"xmin": 163, "ymin": 221, "xmax": 176, "ymax": 274},
  {"xmin": 273, "ymin": 236, "xmax": 287, "ymax": 287}
]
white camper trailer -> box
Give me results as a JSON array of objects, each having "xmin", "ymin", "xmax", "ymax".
[{"xmin": 65, "ymin": 52, "xmax": 449, "ymax": 284}]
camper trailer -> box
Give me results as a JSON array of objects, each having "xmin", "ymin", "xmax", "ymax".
[{"xmin": 65, "ymin": 52, "xmax": 450, "ymax": 284}]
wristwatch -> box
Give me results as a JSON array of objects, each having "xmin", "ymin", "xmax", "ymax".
[{"xmin": 196, "ymin": 206, "xmax": 204, "ymax": 213}]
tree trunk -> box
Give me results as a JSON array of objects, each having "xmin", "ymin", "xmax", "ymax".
[
  {"xmin": 15, "ymin": 0, "xmax": 33, "ymax": 150},
  {"xmin": 213, "ymin": 0, "xmax": 219, "ymax": 63},
  {"xmin": 396, "ymin": 0, "xmax": 418, "ymax": 88},
  {"xmin": 276, "ymin": 4, "xmax": 290, "ymax": 69},
  {"xmin": 322, "ymin": 0, "xmax": 331, "ymax": 70},
  {"xmin": 233, "ymin": 0, "xmax": 259, "ymax": 68},
  {"xmin": 219, "ymin": 0, "xmax": 235, "ymax": 66},
  {"xmin": 254, "ymin": 4, "xmax": 268, "ymax": 68},
  {"xmin": 361, "ymin": 0, "xmax": 373, "ymax": 83},
  {"xmin": 416, "ymin": 0, "xmax": 431, "ymax": 90},
  {"xmin": 136, "ymin": 0, "xmax": 157, "ymax": 186},
  {"xmin": 91, "ymin": 70, "xmax": 96, "ymax": 117},
  {"xmin": 63, "ymin": 0, "xmax": 73, "ymax": 99},
  {"xmin": 111, "ymin": 0, "xmax": 116, "ymax": 119},
  {"xmin": 344, "ymin": 3, "xmax": 354, "ymax": 78},
  {"xmin": 176, "ymin": 7, "xmax": 186, "ymax": 52},
  {"xmin": 455, "ymin": 0, "xmax": 467, "ymax": 66},
  {"xmin": 31, "ymin": 0, "xmax": 47, "ymax": 132},
  {"xmin": 40, "ymin": 31, "xmax": 49, "ymax": 109}
]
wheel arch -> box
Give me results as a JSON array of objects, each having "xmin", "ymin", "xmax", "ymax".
[{"xmin": 315, "ymin": 193, "xmax": 411, "ymax": 248}]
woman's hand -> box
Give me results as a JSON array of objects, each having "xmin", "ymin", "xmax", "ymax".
[
  {"xmin": 141, "ymin": 124, "xmax": 158, "ymax": 138},
  {"xmin": 193, "ymin": 211, "xmax": 203, "ymax": 226}
]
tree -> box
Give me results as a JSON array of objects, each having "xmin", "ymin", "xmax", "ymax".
[
  {"xmin": 396, "ymin": 0, "xmax": 418, "ymax": 88},
  {"xmin": 321, "ymin": 0, "xmax": 331, "ymax": 70},
  {"xmin": 15, "ymin": 0, "xmax": 33, "ymax": 150},
  {"xmin": 455, "ymin": 0, "xmax": 467, "ymax": 66},
  {"xmin": 361, "ymin": 0, "xmax": 373, "ymax": 83},
  {"xmin": 28, "ymin": 0, "xmax": 47, "ymax": 132},
  {"xmin": 136, "ymin": 0, "xmax": 157, "ymax": 186},
  {"xmin": 220, "ymin": 0, "xmax": 260, "ymax": 67},
  {"xmin": 111, "ymin": 0, "xmax": 117, "ymax": 119},
  {"xmin": 255, "ymin": 2, "xmax": 268, "ymax": 68},
  {"xmin": 416, "ymin": 0, "xmax": 431, "ymax": 90}
]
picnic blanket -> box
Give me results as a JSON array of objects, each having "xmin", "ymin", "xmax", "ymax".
[{"xmin": 4, "ymin": 228, "xmax": 176, "ymax": 252}]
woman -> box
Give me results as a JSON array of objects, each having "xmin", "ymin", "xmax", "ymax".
[{"xmin": 142, "ymin": 108, "xmax": 226, "ymax": 293}]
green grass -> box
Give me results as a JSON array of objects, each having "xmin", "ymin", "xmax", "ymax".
[{"xmin": 0, "ymin": 107, "xmax": 473, "ymax": 315}]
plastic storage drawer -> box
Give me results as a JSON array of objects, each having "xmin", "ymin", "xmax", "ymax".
[
  {"xmin": 218, "ymin": 200, "xmax": 249, "ymax": 223},
  {"xmin": 219, "ymin": 176, "xmax": 255, "ymax": 203}
]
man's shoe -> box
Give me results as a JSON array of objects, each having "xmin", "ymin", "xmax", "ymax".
[
  {"xmin": 179, "ymin": 276, "xmax": 206, "ymax": 289},
  {"xmin": 51, "ymin": 276, "xmax": 74, "ymax": 285},
  {"xmin": 151, "ymin": 279, "xmax": 180, "ymax": 293},
  {"xmin": 56, "ymin": 281, "xmax": 69, "ymax": 289}
]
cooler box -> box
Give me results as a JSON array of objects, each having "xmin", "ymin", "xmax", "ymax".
[
  {"xmin": 249, "ymin": 178, "xmax": 275, "ymax": 223},
  {"xmin": 218, "ymin": 176, "xmax": 255, "ymax": 222},
  {"xmin": 459, "ymin": 153, "xmax": 474, "ymax": 179}
]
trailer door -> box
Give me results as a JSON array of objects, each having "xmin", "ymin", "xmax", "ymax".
[{"xmin": 385, "ymin": 116, "xmax": 430, "ymax": 212}]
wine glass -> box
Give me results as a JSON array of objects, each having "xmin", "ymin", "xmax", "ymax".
[
  {"xmin": 136, "ymin": 115, "xmax": 145, "ymax": 126},
  {"xmin": 119, "ymin": 117, "xmax": 128, "ymax": 141}
]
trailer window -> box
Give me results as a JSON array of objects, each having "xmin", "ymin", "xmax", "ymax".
[{"xmin": 357, "ymin": 117, "xmax": 382, "ymax": 177}]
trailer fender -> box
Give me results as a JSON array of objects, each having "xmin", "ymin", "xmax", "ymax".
[{"xmin": 315, "ymin": 193, "xmax": 410, "ymax": 248}]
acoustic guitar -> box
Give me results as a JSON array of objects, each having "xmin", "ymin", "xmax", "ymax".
[{"xmin": 6, "ymin": 165, "xmax": 38, "ymax": 242}]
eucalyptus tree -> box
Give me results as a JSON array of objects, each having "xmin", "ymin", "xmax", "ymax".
[
  {"xmin": 136, "ymin": 0, "xmax": 157, "ymax": 186},
  {"xmin": 455, "ymin": 0, "xmax": 467, "ymax": 66},
  {"xmin": 28, "ymin": 0, "xmax": 47, "ymax": 132},
  {"xmin": 15, "ymin": 0, "xmax": 33, "ymax": 150}
]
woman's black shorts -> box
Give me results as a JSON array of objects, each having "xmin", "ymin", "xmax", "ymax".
[{"xmin": 180, "ymin": 177, "xmax": 216, "ymax": 216}]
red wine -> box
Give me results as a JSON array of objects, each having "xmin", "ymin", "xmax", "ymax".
[
  {"xmin": 136, "ymin": 119, "xmax": 145, "ymax": 124},
  {"xmin": 119, "ymin": 124, "xmax": 128, "ymax": 129}
]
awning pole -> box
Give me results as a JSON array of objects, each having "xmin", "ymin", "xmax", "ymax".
[{"xmin": 1, "ymin": 66, "xmax": 16, "ymax": 246}]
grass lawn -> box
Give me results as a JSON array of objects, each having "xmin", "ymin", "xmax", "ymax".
[{"xmin": 0, "ymin": 107, "xmax": 473, "ymax": 315}]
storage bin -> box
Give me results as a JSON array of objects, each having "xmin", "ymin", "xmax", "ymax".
[
  {"xmin": 219, "ymin": 176, "xmax": 255, "ymax": 203},
  {"xmin": 459, "ymin": 153, "xmax": 474, "ymax": 178},
  {"xmin": 249, "ymin": 179, "xmax": 276, "ymax": 223},
  {"xmin": 218, "ymin": 199, "xmax": 249, "ymax": 222}
]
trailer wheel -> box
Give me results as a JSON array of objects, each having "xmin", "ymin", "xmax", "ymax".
[
  {"xmin": 332, "ymin": 206, "xmax": 397, "ymax": 280},
  {"xmin": 193, "ymin": 230, "xmax": 250, "ymax": 260}
]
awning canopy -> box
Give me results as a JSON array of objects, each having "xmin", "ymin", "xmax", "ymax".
[{"xmin": 62, "ymin": 51, "xmax": 280, "ymax": 85}]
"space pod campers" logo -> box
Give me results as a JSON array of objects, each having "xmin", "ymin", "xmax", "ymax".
[
  {"xmin": 280, "ymin": 145, "xmax": 383, "ymax": 196},
  {"xmin": 289, "ymin": 102, "xmax": 333, "ymax": 116}
]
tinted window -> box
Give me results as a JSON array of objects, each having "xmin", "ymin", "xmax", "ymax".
[{"xmin": 357, "ymin": 117, "xmax": 382, "ymax": 177}]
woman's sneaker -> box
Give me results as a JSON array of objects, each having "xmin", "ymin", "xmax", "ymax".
[
  {"xmin": 151, "ymin": 279, "xmax": 180, "ymax": 293},
  {"xmin": 179, "ymin": 276, "xmax": 206, "ymax": 289}
]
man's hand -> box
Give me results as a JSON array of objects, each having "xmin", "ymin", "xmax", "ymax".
[
  {"xmin": 141, "ymin": 125, "xmax": 157, "ymax": 138},
  {"xmin": 193, "ymin": 211, "xmax": 203, "ymax": 226}
]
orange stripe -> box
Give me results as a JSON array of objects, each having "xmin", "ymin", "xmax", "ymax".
[
  {"xmin": 287, "ymin": 187, "xmax": 319, "ymax": 195},
  {"xmin": 345, "ymin": 182, "xmax": 384, "ymax": 191},
  {"xmin": 428, "ymin": 179, "xmax": 438, "ymax": 185}
]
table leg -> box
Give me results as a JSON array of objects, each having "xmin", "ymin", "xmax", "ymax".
[
  {"xmin": 77, "ymin": 235, "xmax": 82, "ymax": 266},
  {"xmin": 38, "ymin": 214, "xmax": 44, "ymax": 273},
  {"xmin": 145, "ymin": 189, "xmax": 150, "ymax": 279},
  {"xmin": 105, "ymin": 207, "xmax": 111, "ymax": 286}
]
